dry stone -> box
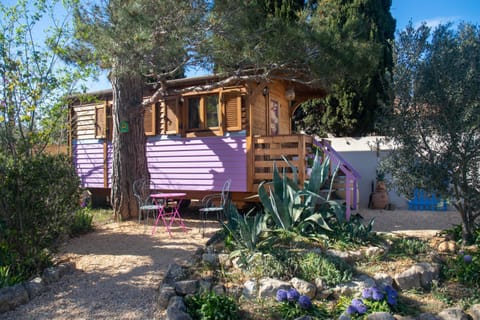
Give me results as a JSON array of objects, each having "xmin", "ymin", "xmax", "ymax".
[
  {"xmin": 242, "ymin": 279, "xmax": 258, "ymax": 299},
  {"xmin": 258, "ymin": 278, "xmax": 291, "ymax": 298},
  {"xmin": 470, "ymin": 304, "xmax": 480, "ymax": 320},
  {"xmin": 437, "ymin": 308, "xmax": 470, "ymax": 320},
  {"xmin": 23, "ymin": 277, "xmax": 45, "ymax": 299},
  {"xmin": 367, "ymin": 312, "xmax": 396, "ymax": 320},
  {"xmin": 166, "ymin": 296, "xmax": 191, "ymax": 320},
  {"xmin": 158, "ymin": 285, "xmax": 176, "ymax": 309},
  {"xmin": 0, "ymin": 284, "xmax": 29, "ymax": 313},
  {"xmin": 290, "ymin": 277, "xmax": 316, "ymax": 299},
  {"xmin": 175, "ymin": 280, "xmax": 199, "ymax": 296}
]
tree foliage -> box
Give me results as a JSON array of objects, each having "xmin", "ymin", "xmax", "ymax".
[
  {"xmin": 71, "ymin": 0, "xmax": 207, "ymax": 219},
  {"xmin": 294, "ymin": 0, "xmax": 396, "ymax": 137},
  {"xmin": 0, "ymin": 0, "xmax": 94, "ymax": 159},
  {"xmin": 380, "ymin": 22, "xmax": 480, "ymax": 244},
  {"xmin": 206, "ymin": 0, "xmax": 380, "ymax": 86}
]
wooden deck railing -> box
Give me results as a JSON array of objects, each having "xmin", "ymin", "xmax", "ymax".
[{"xmin": 251, "ymin": 134, "xmax": 360, "ymax": 220}]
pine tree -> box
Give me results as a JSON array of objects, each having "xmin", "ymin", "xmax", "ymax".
[
  {"xmin": 70, "ymin": 0, "xmax": 207, "ymax": 219},
  {"xmin": 295, "ymin": 0, "xmax": 396, "ymax": 137}
]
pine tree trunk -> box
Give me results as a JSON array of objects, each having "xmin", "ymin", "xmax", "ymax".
[{"xmin": 110, "ymin": 71, "xmax": 149, "ymax": 220}]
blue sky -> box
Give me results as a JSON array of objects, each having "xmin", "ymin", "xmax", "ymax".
[
  {"xmin": 391, "ymin": 0, "xmax": 480, "ymax": 31},
  {"xmin": 85, "ymin": 1, "xmax": 480, "ymax": 91}
]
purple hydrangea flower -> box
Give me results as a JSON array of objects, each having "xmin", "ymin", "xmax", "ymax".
[
  {"xmin": 387, "ymin": 295, "xmax": 397, "ymax": 306},
  {"xmin": 385, "ymin": 285, "xmax": 398, "ymax": 305},
  {"xmin": 371, "ymin": 287, "xmax": 384, "ymax": 301},
  {"xmin": 351, "ymin": 298, "xmax": 367, "ymax": 314},
  {"xmin": 362, "ymin": 287, "xmax": 373, "ymax": 299},
  {"xmin": 287, "ymin": 288, "xmax": 300, "ymax": 302},
  {"xmin": 298, "ymin": 295, "xmax": 312, "ymax": 309},
  {"xmin": 276, "ymin": 289, "xmax": 288, "ymax": 302},
  {"xmin": 464, "ymin": 254, "xmax": 473, "ymax": 263},
  {"xmin": 346, "ymin": 305, "xmax": 357, "ymax": 315}
]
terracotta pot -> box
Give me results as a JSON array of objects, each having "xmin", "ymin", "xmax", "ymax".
[
  {"xmin": 375, "ymin": 181, "xmax": 387, "ymax": 192},
  {"xmin": 371, "ymin": 191, "xmax": 388, "ymax": 209}
]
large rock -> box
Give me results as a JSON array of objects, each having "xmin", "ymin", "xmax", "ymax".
[
  {"xmin": 0, "ymin": 284, "xmax": 29, "ymax": 313},
  {"xmin": 202, "ymin": 253, "xmax": 219, "ymax": 267},
  {"xmin": 258, "ymin": 278, "xmax": 291, "ymax": 298},
  {"xmin": 437, "ymin": 308, "xmax": 470, "ymax": 320},
  {"xmin": 290, "ymin": 277, "xmax": 316, "ymax": 299},
  {"xmin": 175, "ymin": 280, "xmax": 199, "ymax": 296},
  {"xmin": 158, "ymin": 285, "xmax": 176, "ymax": 309},
  {"xmin": 166, "ymin": 296, "xmax": 191, "ymax": 320},
  {"xmin": 367, "ymin": 312, "xmax": 396, "ymax": 320},
  {"xmin": 23, "ymin": 277, "xmax": 46, "ymax": 299},
  {"xmin": 162, "ymin": 263, "xmax": 189, "ymax": 287},
  {"xmin": 394, "ymin": 263, "xmax": 439, "ymax": 290},
  {"xmin": 242, "ymin": 279, "xmax": 258, "ymax": 299},
  {"xmin": 469, "ymin": 304, "xmax": 480, "ymax": 320}
]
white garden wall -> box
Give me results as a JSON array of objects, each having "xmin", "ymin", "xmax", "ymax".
[{"xmin": 328, "ymin": 136, "xmax": 409, "ymax": 209}]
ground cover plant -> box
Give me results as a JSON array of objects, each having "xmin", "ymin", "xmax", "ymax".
[{"xmin": 187, "ymin": 155, "xmax": 480, "ymax": 319}]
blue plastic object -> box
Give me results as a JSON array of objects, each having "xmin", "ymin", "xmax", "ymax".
[{"xmin": 408, "ymin": 188, "xmax": 447, "ymax": 211}]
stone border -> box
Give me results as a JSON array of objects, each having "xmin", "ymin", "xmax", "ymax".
[{"xmin": 0, "ymin": 262, "xmax": 75, "ymax": 313}]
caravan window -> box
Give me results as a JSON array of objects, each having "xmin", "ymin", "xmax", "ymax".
[{"xmin": 187, "ymin": 94, "xmax": 219, "ymax": 130}]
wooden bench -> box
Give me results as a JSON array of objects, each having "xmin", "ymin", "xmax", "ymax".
[{"xmin": 408, "ymin": 188, "xmax": 447, "ymax": 211}]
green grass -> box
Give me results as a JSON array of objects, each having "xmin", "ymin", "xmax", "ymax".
[{"xmin": 90, "ymin": 208, "xmax": 115, "ymax": 225}]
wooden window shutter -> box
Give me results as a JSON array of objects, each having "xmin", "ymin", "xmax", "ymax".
[
  {"xmin": 106, "ymin": 103, "xmax": 113, "ymax": 140},
  {"xmin": 144, "ymin": 103, "xmax": 156, "ymax": 136},
  {"xmin": 95, "ymin": 103, "xmax": 107, "ymax": 138},
  {"xmin": 165, "ymin": 98, "xmax": 180, "ymax": 134},
  {"xmin": 223, "ymin": 92, "xmax": 242, "ymax": 131}
]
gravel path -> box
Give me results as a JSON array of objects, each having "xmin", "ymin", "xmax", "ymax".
[
  {"xmin": 0, "ymin": 208, "xmax": 463, "ymax": 320},
  {"xmin": 1, "ymin": 217, "xmax": 216, "ymax": 320}
]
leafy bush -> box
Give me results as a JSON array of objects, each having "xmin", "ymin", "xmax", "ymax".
[
  {"xmin": 443, "ymin": 250, "xmax": 480, "ymax": 287},
  {"xmin": 387, "ymin": 237, "xmax": 429, "ymax": 257},
  {"xmin": 296, "ymin": 251, "xmax": 353, "ymax": 286},
  {"xmin": 185, "ymin": 291, "xmax": 240, "ymax": 320},
  {"xmin": 240, "ymin": 249, "xmax": 353, "ymax": 286},
  {"xmin": 326, "ymin": 212, "xmax": 377, "ymax": 247},
  {"xmin": 0, "ymin": 154, "xmax": 80, "ymax": 284},
  {"xmin": 69, "ymin": 209, "xmax": 94, "ymax": 237}
]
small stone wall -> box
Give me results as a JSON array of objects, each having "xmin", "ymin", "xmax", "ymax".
[{"xmin": 0, "ymin": 262, "xmax": 75, "ymax": 313}]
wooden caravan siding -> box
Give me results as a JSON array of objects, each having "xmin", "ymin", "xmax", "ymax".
[
  {"xmin": 147, "ymin": 136, "xmax": 247, "ymax": 192},
  {"xmin": 73, "ymin": 140, "xmax": 109, "ymax": 188}
]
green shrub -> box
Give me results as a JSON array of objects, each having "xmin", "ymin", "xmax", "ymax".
[
  {"xmin": 0, "ymin": 154, "xmax": 80, "ymax": 284},
  {"xmin": 296, "ymin": 251, "xmax": 353, "ymax": 286},
  {"xmin": 69, "ymin": 209, "xmax": 94, "ymax": 237},
  {"xmin": 387, "ymin": 237, "xmax": 429, "ymax": 257},
  {"xmin": 185, "ymin": 291, "xmax": 240, "ymax": 320},
  {"xmin": 327, "ymin": 213, "xmax": 377, "ymax": 248},
  {"xmin": 442, "ymin": 250, "xmax": 480, "ymax": 287}
]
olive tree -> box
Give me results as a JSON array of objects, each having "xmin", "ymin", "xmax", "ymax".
[{"xmin": 381, "ymin": 22, "xmax": 480, "ymax": 244}]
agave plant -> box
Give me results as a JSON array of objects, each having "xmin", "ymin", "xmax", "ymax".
[
  {"xmin": 221, "ymin": 202, "xmax": 266, "ymax": 253},
  {"xmin": 258, "ymin": 151, "xmax": 343, "ymax": 238}
]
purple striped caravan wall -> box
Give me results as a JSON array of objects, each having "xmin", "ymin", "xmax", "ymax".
[
  {"xmin": 73, "ymin": 141, "xmax": 110, "ymax": 188},
  {"xmin": 73, "ymin": 135, "xmax": 247, "ymax": 193},
  {"xmin": 147, "ymin": 136, "xmax": 247, "ymax": 192}
]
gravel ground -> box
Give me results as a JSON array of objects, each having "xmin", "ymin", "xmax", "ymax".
[
  {"xmin": 1, "ymin": 215, "xmax": 217, "ymax": 320},
  {"xmin": 1, "ymin": 208, "xmax": 463, "ymax": 320}
]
